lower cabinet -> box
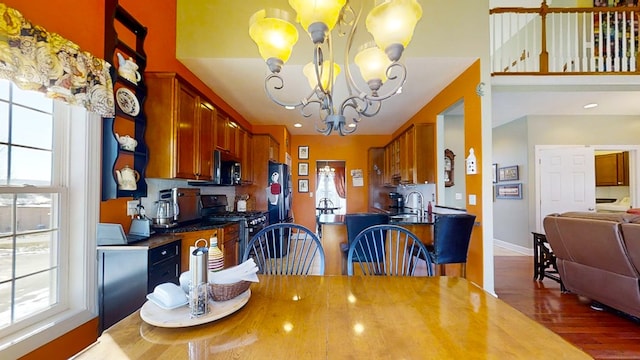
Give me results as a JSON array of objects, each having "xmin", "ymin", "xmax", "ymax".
[
  {"xmin": 177, "ymin": 224, "xmax": 240, "ymax": 272},
  {"xmin": 97, "ymin": 237, "xmax": 181, "ymax": 334}
]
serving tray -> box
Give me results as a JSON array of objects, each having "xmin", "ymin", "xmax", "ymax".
[{"xmin": 140, "ymin": 289, "xmax": 251, "ymax": 328}]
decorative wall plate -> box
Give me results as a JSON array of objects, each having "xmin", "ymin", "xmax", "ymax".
[{"xmin": 116, "ymin": 87, "xmax": 140, "ymax": 116}]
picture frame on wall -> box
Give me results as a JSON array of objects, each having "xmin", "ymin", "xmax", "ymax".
[
  {"xmin": 496, "ymin": 183, "xmax": 523, "ymax": 199},
  {"xmin": 298, "ymin": 179, "xmax": 309, "ymax": 193},
  {"xmin": 298, "ymin": 162, "xmax": 309, "ymax": 176},
  {"xmin": 298, "ymin": 146, "xmax": 309, "ymax": 160},
  {"xmin": 498, "ymin": 165, "xmax": 519, "ymax": 182},
  {"xmin": 492, "ymin": 163, "xmax": 498, "ymax": 183}
]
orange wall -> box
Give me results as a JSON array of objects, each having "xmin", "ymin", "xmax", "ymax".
[
  {"xmin": 101, "ymin": 0, "xmax": 255, "ymax": 231},
  {"xmin": 289, "ymin": 135, "xmax": 391, "ymax": 231},
  {"xmin": 3, "ymin": 0, "xmax": 104, "ymax": 56},
  {"xmin": 398, "ymin": 60, "xmax": 484, "ymax": 286}
]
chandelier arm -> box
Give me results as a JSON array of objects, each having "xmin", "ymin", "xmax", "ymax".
[
  {"xmin": 300, "ymin": 99, "xmax": 322, "ymax": 118},
  {"xmin": 314, "ymin": 114, "xmax": 333, "ymax": 135},
  {"xmin": 362, "ymin": 63, "xmax": 408, "ymax": 102},
  {"xmin": 313, "ymin": 45, "xmax": 328, "ymax": 96},
  {"xmin": 264, "ymin": 74, "xmax": 306, "ymax": 108},
  {"xmin": 356, "ymin": 98, "xmax": 383, "ymax": 118},
  {"xmin": 339, "ymin": 123, "xmax": 357, "ymax": 135},
  {"xmin": 343, "ymin": 4, "xmax": 365, "ymax": 98}
]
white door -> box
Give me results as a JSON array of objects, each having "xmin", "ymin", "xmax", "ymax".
[{"xmin": 536, "ymin": 146, "xmax": 596, "ymax": 231}]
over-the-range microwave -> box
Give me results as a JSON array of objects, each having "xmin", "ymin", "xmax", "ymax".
[{"xmin": 188, "ymin": 150, "xmax": 241, "ymax": 186}]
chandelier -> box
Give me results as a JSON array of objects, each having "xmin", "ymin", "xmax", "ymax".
[{"xmin": 249, "ymin": 0, "xmax": 422, "ymax": 136}]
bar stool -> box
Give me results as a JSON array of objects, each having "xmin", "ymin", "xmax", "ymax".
[{"xmin": 428, "ymin": 213, "xmax": 476, "ymax": 277}]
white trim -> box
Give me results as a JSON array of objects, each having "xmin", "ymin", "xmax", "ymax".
[
  {"xmin": 493, "ymin": 238, "xmax": 533, "ymax": 256},
  {"xmin": 0, "ymin": 103, "xmax": 100, "ymax": 359}
]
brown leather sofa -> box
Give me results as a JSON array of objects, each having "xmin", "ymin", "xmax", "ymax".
[{"xmin": 543, "ymin": 211, "xmax": 640, "ymax": 318}]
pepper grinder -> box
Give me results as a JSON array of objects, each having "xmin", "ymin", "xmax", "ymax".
[{"xmin": 189, "ymin": 246, "xmax": 209, "ymax": 318}]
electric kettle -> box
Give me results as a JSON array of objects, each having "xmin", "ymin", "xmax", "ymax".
[{"xmin": 153, "ymin": 199, "xmax": 179, "ymax": 227}]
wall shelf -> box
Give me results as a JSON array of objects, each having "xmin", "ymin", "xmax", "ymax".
[{"xmin": 102, "ymin": 0, "xmax": 149, "ymax": 200}]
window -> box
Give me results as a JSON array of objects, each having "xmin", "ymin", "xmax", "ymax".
[{"xmin": 0, "ymin": 79, "xmax": 99, "ymax": 358}]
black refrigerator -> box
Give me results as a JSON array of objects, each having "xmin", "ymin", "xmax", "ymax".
[{"xmin": 267, "ymin": 161, "xmax": 293, "ymax": 224}]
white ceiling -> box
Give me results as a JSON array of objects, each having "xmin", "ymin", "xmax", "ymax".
[{"xmin": 175, "ymin": 1, "xmax": 640, "ymax": 135}]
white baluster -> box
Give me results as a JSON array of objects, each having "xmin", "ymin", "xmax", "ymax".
[{"xmin": 630, "ymin": 10, "xmax": 637, "ymax": 71}]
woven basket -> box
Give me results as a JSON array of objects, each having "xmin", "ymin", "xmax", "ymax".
[{"xmin": 209, "ymin": 281, "xmax": 251, "ymax": 301}]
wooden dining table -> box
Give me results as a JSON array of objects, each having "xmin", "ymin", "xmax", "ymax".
[{"xmin": 75, "ymin": 275, "xmax": 590, "ymax": 359}]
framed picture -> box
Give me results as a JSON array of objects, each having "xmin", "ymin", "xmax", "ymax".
[
  {"xmin": 298, "ymin": 162, "xmax": 309, "ymax": 176},
  {"xmin": 298, "ymin": 146, "xmax": 309, "ymax": 160},
  {"xmin": 492, "ymin": 163, "xmax": 498, "ymax": 183},
  {"xmin": 496, "ymin": 183, "xmax": 523, "ymax": 199},
  {"xmin": 498, "ymin": 165, "xmax": 519, "ymax": 182},
  {"xmin": 298, "ymin": 179, "xmax": 309, "ymax": 193}
]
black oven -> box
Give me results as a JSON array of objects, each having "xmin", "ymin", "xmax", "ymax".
[{"xmin": 200, "ymin": 194, "xmax": 268, "ymax": 264}]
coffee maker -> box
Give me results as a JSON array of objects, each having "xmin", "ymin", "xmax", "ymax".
[{"xmin": 389, "ymin": 192, "xmax": 404, "ymax": 214}]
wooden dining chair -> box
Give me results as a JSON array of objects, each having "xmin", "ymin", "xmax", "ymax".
[
  {"xmin": 347, "ymin": 224, "xmax": 433, "ymax": 276},
  {"xmin": 242, "ymin": 223, "xmax": 325, "ymax": 275},
  {"xmin": 428, "ymin": 214, "xmax": 476, "ymax": 277}
]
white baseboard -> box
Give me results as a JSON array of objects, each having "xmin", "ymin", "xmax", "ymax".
[{"xmin": 493, "ymin": 239, "xmax": 533, "ymax": 256}]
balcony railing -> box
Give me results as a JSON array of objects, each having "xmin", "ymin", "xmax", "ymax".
[{"xmin": 490, "ymin": 1, "xmax": 640, "ymax": 75}]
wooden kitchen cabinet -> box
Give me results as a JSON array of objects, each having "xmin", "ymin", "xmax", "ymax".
[
  {"xmin": 215, "ymin": 111, "xmax": 240, "ymax": 158},
  {"xmin": 221, "ymin": 223, "xmax": 239, "ymax": 268},
  {"xmin": 177, "ymin": 225, "xmax": 239, "ymax": 272},
  {"xmin": 145, "ymin": 73, "xmax": 215, "ymax": 180},
  {"xmin": 238, "ymin": 127, "xmax": 253, "ymax": 183},
  {"xmin": 596, "ymin": 151, "xmax": 629, "ymax": 186},
  {"xmin": 384, "ymin": 124, "xmax": 435, "ymax": 185}
]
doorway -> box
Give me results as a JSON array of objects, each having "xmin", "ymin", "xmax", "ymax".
[
  {"xmin": 315, "ymin": 160, "xmax": 346, "ymax": 215},
  {"xmin": 535, "ymin": 145, "xmax": 640, "ymax": 231}
]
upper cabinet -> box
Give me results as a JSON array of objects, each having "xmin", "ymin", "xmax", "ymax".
[
  {"xmin": 102, "ymin": 1, "xmax": 149, "ymax": 200},
  {"xmin": 238, "ymin": 127, "xmax": 253, "ymax": 184},
  {"xmin": 384, "ymin": 124, "xmax": 435, "ymax": 185},
  {"xmin": 215, "ymin": 111, "xmax": 240, "ymax": 158},
  {"xmin": 595, "ymin": 152, "xmax": 629, "ymax": 186},
  {"xmin": 145, "ymin": 73, "xmax": 215, "ymax": 180}
]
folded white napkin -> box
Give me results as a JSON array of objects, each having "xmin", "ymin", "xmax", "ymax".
[{"xmin": 209, "ymin": 259, "xmax": 259, "ymax": 285}]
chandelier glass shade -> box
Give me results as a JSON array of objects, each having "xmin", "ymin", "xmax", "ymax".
[{"xmin": 249, "ymin": 0, "xmax": 423, "ymax": 135}]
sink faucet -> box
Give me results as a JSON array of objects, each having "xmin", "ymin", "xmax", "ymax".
[{"xmin": 405, "ymin": 191, "xmax": 424, "ymax": 219}]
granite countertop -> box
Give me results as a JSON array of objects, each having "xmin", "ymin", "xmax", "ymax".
[
  {"xmin": 152, "ymin": 220, "xmax": 237, "ymax": 234},
  {"xmin": 97, "ymin": 233, "xmax": 182, "ymax": 250},
  {"xmin": 318, "ymin": 213, "xmax": 435, "ymax": 225}
]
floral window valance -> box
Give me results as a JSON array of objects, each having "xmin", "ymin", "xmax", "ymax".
[{"xmin": 0, "ymin": 4, "xmax": 114, "ymax": 117}]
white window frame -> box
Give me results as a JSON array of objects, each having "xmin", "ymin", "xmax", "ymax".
[{"xmin": 0, "ymin": 97, "xmax": 100, "ymax": 359}]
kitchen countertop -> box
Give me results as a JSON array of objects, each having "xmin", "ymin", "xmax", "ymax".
[
  {"xmin": 152, "ymin": 220, "xmax": 237, "ymax": 234},
  {"xmin": 97, "ymin": 233, "xmax": 182, "ymax": 250},
  {"xmin": 318, "ymin": 213, "xmax": 436, "ymax": 225}
]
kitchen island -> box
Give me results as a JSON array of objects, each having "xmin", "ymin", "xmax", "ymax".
[
  {"xmin": 318, "ymin": 213, "xmax": 435, "ymax": 275},
  {"xmin": 75, "ymin": 275, "xmax": 590, "ymax": 359}
]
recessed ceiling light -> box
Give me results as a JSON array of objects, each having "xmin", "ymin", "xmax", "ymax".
[
  {"xmin": 294, "ymin": 123, "xmax": 302, "ymax": 128},
  {"xmin": 583, "ymin": 103, "xmax": 598, "ymax": 109},
  {"xmin": 285, "ymin": 105, "xmax": 296, "ymax": 110}
]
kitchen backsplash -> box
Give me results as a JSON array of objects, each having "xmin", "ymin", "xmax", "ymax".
[{"xmin": 141, "ymin": 178, "xmax": 237, "ymax": 214}]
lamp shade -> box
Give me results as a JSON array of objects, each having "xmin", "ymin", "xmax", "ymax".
[
  {"xmin": 289, "ymin": 0, "xmax": 346, "ymax": 34},
  {"xmin": 354, "ymin": 43, "xmax": 391, "ymax": 83},
  {"xmin": 366, "ymin": 0, "xmax": 422, "ymax": 52},
  {"xmin": 303, "ymin": 61, "xmax": 341, "ymax": 91},
  {"xmin": 249, "ymin": 9, "xmax": 298, "ymax": 64}
]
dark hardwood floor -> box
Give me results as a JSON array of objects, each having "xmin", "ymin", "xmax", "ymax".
[{"xmin": 494, "ymin": 255, "xmax": 640, "ymax": 360}]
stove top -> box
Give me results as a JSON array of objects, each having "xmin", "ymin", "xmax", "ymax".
[{"xmin": 202, "ymin": 210, "xmax": 268, "ymax": 222}]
